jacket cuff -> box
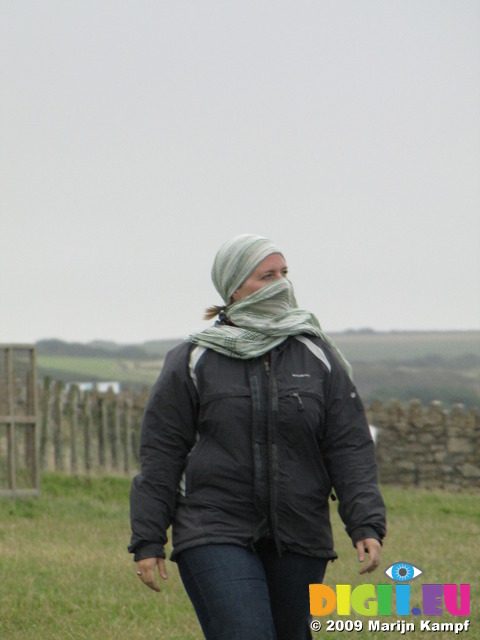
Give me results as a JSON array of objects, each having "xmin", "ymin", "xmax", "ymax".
[
  {"xmin": 350, "ymin": 526, "xmax": 383, "ymax": 548},
  {"xmin": 132, "ymin": 543, "xmax": 166, "ymax": 562}
]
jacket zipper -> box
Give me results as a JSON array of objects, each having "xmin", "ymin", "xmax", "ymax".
[{"xmin": 265, "ymin": 352, "xmax": 280, "ymax": 553}]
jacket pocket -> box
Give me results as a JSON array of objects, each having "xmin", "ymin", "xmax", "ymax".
[{"xmin": 277, "ymin": 389, "xmax": 326, "ymax": 441}]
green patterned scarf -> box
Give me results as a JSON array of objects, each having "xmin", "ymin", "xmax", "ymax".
[{"xmin": 187, "ymin": 234, "xmax": 352, "ymax": 375}]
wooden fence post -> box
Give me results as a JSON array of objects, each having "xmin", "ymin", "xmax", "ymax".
[
  {"xmin": 97, "ymin": 394, "xmax": 108, "ymax": 470},
  {"xmin": 83, "ymin": 392, "xmax": 93, "ymax": 474},
  {"xmin": 66, "ymin": 385, "xmax": 79, "ymax": 475},
  {"xmin": 122, "ymin": 396, "xmax": 132, "ymax": 474},
  {"xmin": 52, "ymin": 381, "xmax": 65, "ymax": 472},
  {"xmin": 25, "ymin": 364, "xmax": 37, "ymax": 486},
  {"xmin": 39, "ymin": 376, "xmax": 51, "ymax": 471},
  {"xmin": 109, "ymin": 391, "xmax": 121, "ymax": 473},
  {"xmin": 130, "ymin": 398, "xmax": 140, "ymax": 468}
]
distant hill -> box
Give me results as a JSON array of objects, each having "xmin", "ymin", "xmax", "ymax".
[
  {"xmin": 36, "ymin": 338, "xmax": 181, "ymax": 360},
  {"xmin": 36, "ymin": 330, "xmax": 480, "ymax": 361}
]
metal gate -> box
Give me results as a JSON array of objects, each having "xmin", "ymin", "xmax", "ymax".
[{"xmin": 0, "ymin": 345, "xmax": 40, "ymax": 496}]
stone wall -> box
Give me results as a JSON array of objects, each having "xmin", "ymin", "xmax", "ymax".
[{"xmin": 367, "ymin": 400, "xmax": 480, "ymax": 489}]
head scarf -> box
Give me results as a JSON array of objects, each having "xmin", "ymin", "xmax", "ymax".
[
  {"xmin": 187, "ymin": 234, "xmax": 352, "ymax": 376},
  {"xmin": 211, "ymin": 233, "xmax": 284, "ymax": 303}
]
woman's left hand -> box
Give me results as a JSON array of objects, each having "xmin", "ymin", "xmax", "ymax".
[
  {"xmin": 356, "ymin": 538, "xmax": 382, "ymax": 574},
  {"xmin": 135, "ymin": 557, "xmax": 168, "ymax": 592}
]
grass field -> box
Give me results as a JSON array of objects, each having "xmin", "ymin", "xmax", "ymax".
[
  {"xmin": 333, "ymin": 330, "xmax": 480, "ymax": 362},
  {"xmin": 36, "ymin": 355, "xmax": 165, "ymax": 388},
  {"xmin": 0, "ymin": 474, "xmax": 478, "ymax": 639}
]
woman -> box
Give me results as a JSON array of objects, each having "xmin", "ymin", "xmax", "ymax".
[{"xmin": 129, "ymin": 234, "xmax": 386, "ymax": 640}]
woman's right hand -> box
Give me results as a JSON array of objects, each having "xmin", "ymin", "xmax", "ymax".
[{"xmin": 135, "ymin": 557, "xmax": 168, "ymax": 592}]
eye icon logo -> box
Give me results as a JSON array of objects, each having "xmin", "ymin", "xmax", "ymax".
[{"xmin": 385, "ymin": 562, "xmax": 423, "ymax": 582}]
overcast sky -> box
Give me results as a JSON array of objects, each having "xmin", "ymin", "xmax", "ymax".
[{"xmin": 2, "ymin": 1, "xmax": 479, "ymax": 344}]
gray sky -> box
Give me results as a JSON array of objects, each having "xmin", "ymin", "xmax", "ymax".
[{"xmin": 2, "ymin": 1, "xmax": 479, "ymax": 344}]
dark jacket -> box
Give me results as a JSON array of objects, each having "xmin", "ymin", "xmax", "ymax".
[{"xmin": 128, "ymin": 335, "xmax": 386, "ymax": 562}]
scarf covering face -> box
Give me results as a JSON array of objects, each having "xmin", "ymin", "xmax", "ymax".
[
  {"xmin": 211, "ymin": 233, "xmax": 284, "ymax": 303},
  {"xmin": 187, "ymin": 234, "xmax": 352, "ymax": 375}
]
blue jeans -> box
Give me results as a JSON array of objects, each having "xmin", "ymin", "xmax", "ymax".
[{"xmin": 177, "ymin": 542, "xmax": 328, "ymax": 640}]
